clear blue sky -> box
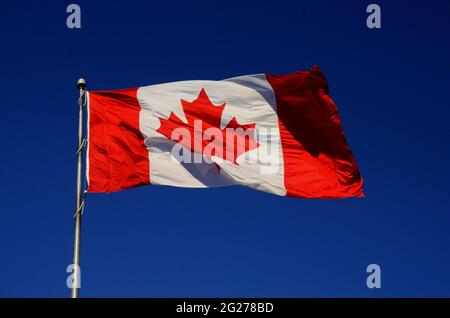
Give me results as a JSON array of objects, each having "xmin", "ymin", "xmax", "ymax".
[{"xmin": 1, "ymin": 0, "xmax": 449, "ymax": 297}]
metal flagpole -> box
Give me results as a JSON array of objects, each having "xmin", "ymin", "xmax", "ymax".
[{"xmin": 71, "ymin": 78, "xmax": 87, "ymax": 298}]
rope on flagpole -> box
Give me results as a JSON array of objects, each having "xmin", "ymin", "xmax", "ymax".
[
  {"xmin": 71, "ymin": 78, "xmax": 87, "ymax": 298},
  {"xmin": 76, "ymin": 137, "xmax": 87, "ymax": 156},
  {"xmin": 74, "ymin": 87, "xmax": 88, "ymax": 218},
  {"xmin": 73, "ymin": 191, "xmax": 87, "ymax": 218}
]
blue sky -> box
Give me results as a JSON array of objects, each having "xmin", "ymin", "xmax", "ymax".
[{"xmin": 0, "ymin": 0, "xmax": 449, "ymax": 297}]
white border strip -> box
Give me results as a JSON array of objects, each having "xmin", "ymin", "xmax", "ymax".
[{"xmin": 85, "ymin": 91, "xmax": 90, "ymax": 188}]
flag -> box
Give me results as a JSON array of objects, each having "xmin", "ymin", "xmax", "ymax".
[{"xmin": 87, "ymin": 66, "xmax": 363, "ymax": 198}]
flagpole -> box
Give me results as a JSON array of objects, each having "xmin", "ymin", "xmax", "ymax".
[{"xmin": 71, "ymin": 78, "xmax": 87, "ymax": 298}]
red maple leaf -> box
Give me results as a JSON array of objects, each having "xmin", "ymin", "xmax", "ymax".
[{"xmin": 157, "ymin": 88, "xmax": 260, "ymax": 165}]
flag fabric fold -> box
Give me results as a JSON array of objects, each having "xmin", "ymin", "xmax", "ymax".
[{"xmin": 87, "ymin": 66, "xmax": 363, "ymax": 198}]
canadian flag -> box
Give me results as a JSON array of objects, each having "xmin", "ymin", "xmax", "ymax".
[{"xmin": 87, "ymin": 67, "xmax": 363, "ymax": 198}]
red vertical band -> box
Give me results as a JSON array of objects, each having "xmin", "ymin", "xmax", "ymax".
[
  {"xmin": 266, "ymin": 67, "xmax": 364, "ymax": 198},
  {"xmin": 87, "ymin": 88, "xmax": 150, "ymax": 192}
]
